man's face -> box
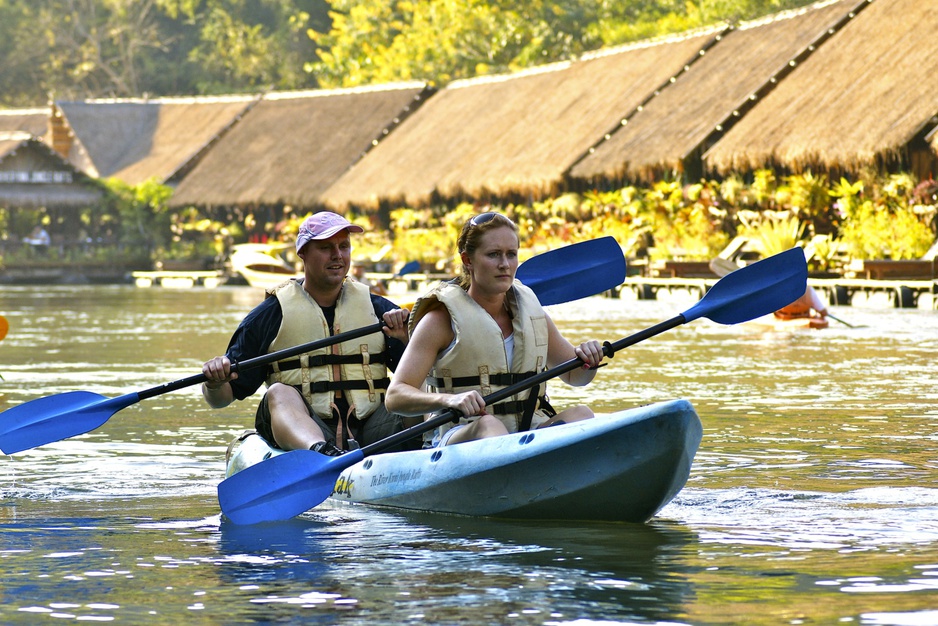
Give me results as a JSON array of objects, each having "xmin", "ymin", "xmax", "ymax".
[{"xmin": 298, "ymin": 231, "xmax": 352, "ymax": 292}]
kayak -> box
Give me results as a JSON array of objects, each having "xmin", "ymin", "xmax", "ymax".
[
  {"xmin": 224, "ymin": 398, "xmax": 703, "ymax": 523},
  {"xmin": 746, "ymin": 314, "xmax": 830, "ymax": 331}
]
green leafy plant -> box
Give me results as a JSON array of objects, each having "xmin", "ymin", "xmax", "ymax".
[{"xmin": 742, "ymin": 215, "xmax": 805, "ymax": 257}]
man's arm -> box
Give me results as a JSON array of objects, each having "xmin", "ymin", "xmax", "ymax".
[
  {"xmin": 371, "ymin": 294, "xmax": 409, "ymax": 370},
  {"xmin": 201, "ymin": 297, "xmax": 283, "ymax": 406}
]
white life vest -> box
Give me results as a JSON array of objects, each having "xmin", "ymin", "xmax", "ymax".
[
  {"xmin": 266, "ymin": 279, "xmax": 387, "ymax": 419},
  {"xmin": 409, "ymin": 280, "xmax": 550, "ymax": 434}
]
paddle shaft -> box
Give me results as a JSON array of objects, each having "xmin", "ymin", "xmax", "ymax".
[
  {"xmin": 359, "ymin": 247, "xmax": 809, "ymax": 455},
  {"xmin": 361, "ymin": 315, "xmax": 686, "ymax": 456},
  {"xmin": 136, "ymin": 321, "xmax": 384, "ymax": 401},
  {"xmin": 216, "ymin": 247, "xmax": 806, "ymax": 524},
  {"xmin": 826, "ymin": 312, "xmax": 856, "ymax": 328},
  {"xmin": 136, "ymin": 237, "xmax": 625, "ymax": 403}
]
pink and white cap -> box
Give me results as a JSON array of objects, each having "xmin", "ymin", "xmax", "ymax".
[{"xmin": 295, "ymin": 212, "xmax": 364, "ymax": 252}]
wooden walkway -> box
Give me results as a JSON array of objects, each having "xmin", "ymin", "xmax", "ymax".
[
  {"xmin": 131, "ymin": 270, "xmax": 226, "ymax": 289},
  {"xmin": 614, "ymin": 276, "xmax": 938, "ymax": 309}
]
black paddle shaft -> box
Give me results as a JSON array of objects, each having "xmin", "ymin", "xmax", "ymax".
[
  {"xmin": 360, "ymin": 315, "xmax": 686, "ymax": 457},
  {"xmin": 136, "ymin": 322, "xmax": 385, "ymax": 402}
]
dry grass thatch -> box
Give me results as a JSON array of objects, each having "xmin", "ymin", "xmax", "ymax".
[
  {"xmin": 168, "ymin": 83, "xmax": 430, "ymax": 209},
  {"xmin": 0, "ymin": 108, "xmax": 49, "ymax": 138},
  {"xmin": 57, "ymin": 95, "xmax": 258, "ymax": 184},
  {"xmin": 570, "ymin": 0, "xmax": 854, "ymax": 182},
  {"xmin": 321, "ymin": 27, "xmax": 725, "ymax": 210},
  {"xmin": 704, "ymin": 0, "xmax": 938, "ymax": 174}
]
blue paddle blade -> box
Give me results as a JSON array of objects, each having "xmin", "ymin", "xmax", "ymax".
[
  {"xmin": 395, "ymin": 260, "xmax": 421, "ymax": 276},
  {"xmin": 0, "ymin": 391, "xmax": 141, "ymax": 454},
  {"xmin": 683, "ymin": 247, "xmax": 808, "ymax": 325},
  {"xmin": 218, "ymin": 448, "xmax": 366, "ymax": 525},
  {"xmin": 517, "ymin": 236, "xmax": 626, "ymax": 306}
]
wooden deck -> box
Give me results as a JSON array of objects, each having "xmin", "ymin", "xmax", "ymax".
[
  {"xmin": 613, "ymin": 275, "xmax": 937, "ymax": 309},
  {"xmin": 131, "ymin": 270, "xmax": 226, "ymax": 288}
]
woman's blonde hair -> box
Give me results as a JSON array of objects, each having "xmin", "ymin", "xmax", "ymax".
[{"xmin": 456, "ymin": 212, "xmax": 519, "ymax": 288}]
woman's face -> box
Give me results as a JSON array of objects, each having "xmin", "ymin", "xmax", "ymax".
[{"xmin": 463, "ymin": 225, "xmax": 519, "ymax": 295}]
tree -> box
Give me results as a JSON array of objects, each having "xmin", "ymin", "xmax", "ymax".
[
  {"xmin": 307, "ymin": 0, "xmax": 821, "ymax": 88},
  {"xmin": 308, "ymin": 0, "xmax": 606, "ymax": 88},
  {"xmin": 0, "ymin": 0, "xmax": 331, "ymax": 105}
]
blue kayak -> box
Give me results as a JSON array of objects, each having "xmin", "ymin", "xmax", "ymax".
[{"xmin": 225, "ymin": 399, "xmax": 702, "ymax": 523}]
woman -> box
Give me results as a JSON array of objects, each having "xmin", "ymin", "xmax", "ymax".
[{"xmin": 385, "ymin": 211, "xmax": 604, "ymax": 447}]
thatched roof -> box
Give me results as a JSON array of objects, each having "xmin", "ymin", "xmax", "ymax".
[
  {"xmin": 321, "ymin": 27, "xmax": 726, "ymax": 210},
  {"xmin": 0, "ymin": 133, "xmax": 102, "ymax": 208},
  {"xmin": 570, "ymin": 0, "xmax": 855, "ymax": 182},
  {"xmin": 704, "ymin": 0, "xmax": 938, "ymax": 173},
  {"xmin": 168, "ymin": 83, "xmax": 431, "ymax": 210},
  {"xmin": 0, "ymin": 108, "xmax": 49, "ymax": 138},
  {"xmin": 56, "ymin": 95, "xmax": 258, "ymax": 184}
]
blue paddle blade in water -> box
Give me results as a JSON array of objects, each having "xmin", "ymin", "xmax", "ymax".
[
  {"xmin": 0, "ymin": 391, "xmax": 140, "ymax": 454},
  {"xmin": 218, "ymin": 448, "xmax": 366, "ymax": 525},
  {"xmin": 684, "ymin": 247, "xmax": 808, "ymax": 325},
  {"xmin": 517, "ymin": 236, "xmax": 626, "ymax": 306}
]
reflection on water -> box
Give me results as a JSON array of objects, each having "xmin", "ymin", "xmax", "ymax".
[{"xmin": 2, "ymin": 285, "xmax": 938, "ymax": 624}]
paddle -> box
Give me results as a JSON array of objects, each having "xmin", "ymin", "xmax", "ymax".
[
  {"xmin": 517, "ymin": 236, "xmax": 625, "ymax": 306},
  {"xmin": 826, "ymin": 312, "xmax": 860, "ymax": 328},
  {"xmin": 394, "ymin": 260, "xmax": 421, "ymax": 277},
  {"xmin": 217, "ymin": 247, "xmax": 807, "ymax": 525},
  {"xmin": 0, "ymin": 238, "xmax": 626, "ymax": 455}
]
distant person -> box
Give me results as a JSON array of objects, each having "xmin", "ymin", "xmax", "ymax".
[
  {"xmin": 710, "ymin": 255, "xmax": 827, "ymax": 320},
  {"xmin": 775, "ymin": 286, "xmax": 828, "ymax": 321},
  {"xmin": 352, "ymin": 262, "xmax": 388, "ymax": 296},
  {"xmin": 23, "ymin": 224, "xmax": 50, "ymax": 256}
]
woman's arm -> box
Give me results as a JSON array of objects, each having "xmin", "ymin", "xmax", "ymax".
[
  {"xmin": 385, "ymin": 308, "xmax": 488, "ymax": 418},
  {"xmin": 544, "ymin": 314, "xmax": 604, "ymax": 387}
]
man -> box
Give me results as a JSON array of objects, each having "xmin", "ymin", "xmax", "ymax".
[{"xmin": 202, "ymin": 211, "xmax": 411, "ymax": 456}]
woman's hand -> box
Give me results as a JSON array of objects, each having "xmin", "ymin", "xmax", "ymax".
[
  {"xmin": 575, "ymin": 339, "xmax": 604, "ymax": 369},
  {"xmin": 446, "ymin": 390, "xmax": 488, "ymax": 417}
]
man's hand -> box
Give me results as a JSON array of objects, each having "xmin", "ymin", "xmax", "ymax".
[{"xmin": 382, "ymin": 308, "xmax": 410, "ymax": 343}]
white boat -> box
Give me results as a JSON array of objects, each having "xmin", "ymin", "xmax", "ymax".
[
  {"xmin": 225, "ymin": 399, "xmax": 703, "ymax": 523},
  {"xmin": 228, "ymin": 243, "xmax": 301, "ymax": 290}
]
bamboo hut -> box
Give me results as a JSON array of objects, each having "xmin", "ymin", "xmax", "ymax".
[
  {"xmin": 570, "ymin": 0, "xmax": 857, "ymax": 184},
  {"xmin": 53, "ymin": 95, "xmax": 259, "ymax": 185},
  {"xmin": 0, "ymin": 133, "xmax": 101, "ymax": 208},
  {"xmin": 168, "ymin": 83, "xmax": 432, "ymax": 211},
  {"xmin": 704, "ymin": 0, "xmax": 938, "ymax": 179},
  {"xmin": 321, "ymin": 27, "xmax": 727, "ymax": 211},
  {"xmin": 0, "ymin": 108, "xmax": 49, "ymax": 138}
]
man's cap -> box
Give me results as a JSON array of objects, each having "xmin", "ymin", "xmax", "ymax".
[{"xmin": 295, "ymin": 212, "xmax": 364, "ymax": 252}]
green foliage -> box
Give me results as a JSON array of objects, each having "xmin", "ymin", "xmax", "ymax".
[
  {"xmin": 836, "ymin": 174, "xmax": 934, "ymax": 260},
  {"xmin": 306, "ymin": 0, "xmax": 822, "ymax": 89},
  {"xmin": 741, "ymin": 215, "xmax": 805, "ymax": 256},
  {"xmin": 100, "ymin": 177, "xmax": 174, "ymax": 261},
  {"xmin": 0, "ymin": 0, "xmax": 329, "ymax": 104},
  {"xmin": 374, "ymin": 170, "xmax": 937, "ymax": 268}
]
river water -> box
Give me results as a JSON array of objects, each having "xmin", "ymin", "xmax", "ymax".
[{"xmin": 1, "ymin": 284, "xmax": 937, "ymax": 625}]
